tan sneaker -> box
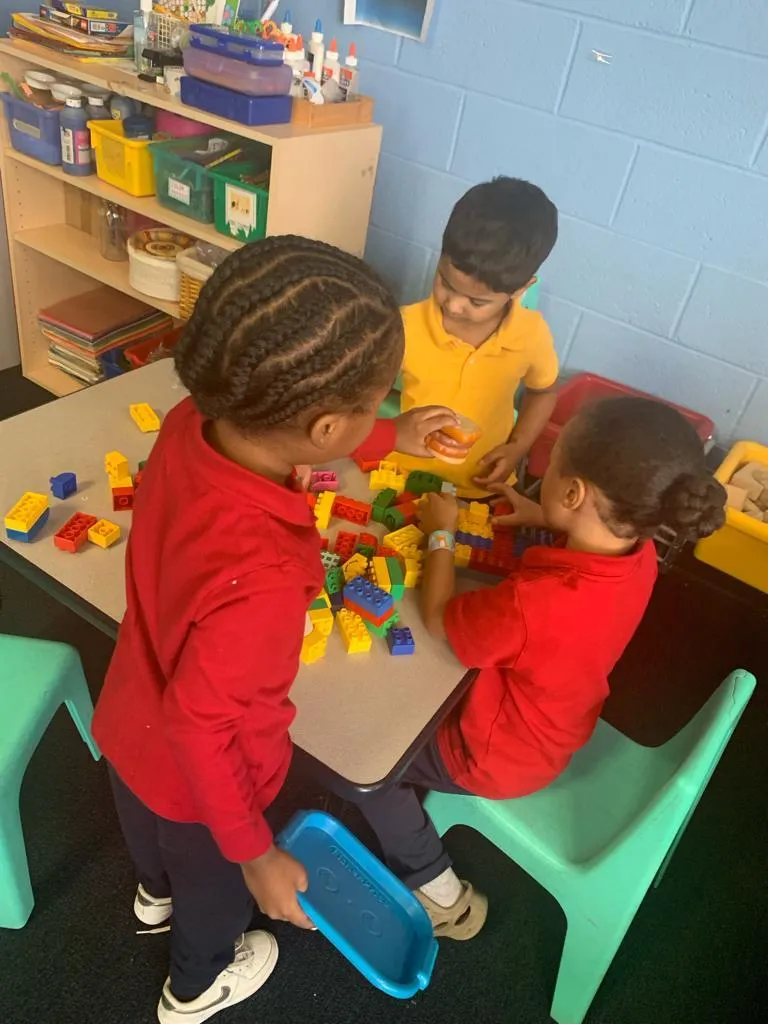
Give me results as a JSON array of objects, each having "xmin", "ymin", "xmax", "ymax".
[
  {"xmin": 416, "ymin": 881, "xmax": 488, "ymax": 940},
  {"xmin": 157, "ymin": 931, "xmax": 278, "ymax": 1024}
]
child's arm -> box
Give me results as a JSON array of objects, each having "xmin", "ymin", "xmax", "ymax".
[
  {"xmin": 162, "ymin": 576, "xmax": 313, "ymax": 929},
  {"xmin": 476, "ymin": 385, "xmax": 558, "ymax": 485},
  {"xmin": 417, "ymin": 492, "xmax": 460, "ymax": 638},
  {"xmin": 353, "ymin": 407, "xmax": 462, "ymax": 462}
]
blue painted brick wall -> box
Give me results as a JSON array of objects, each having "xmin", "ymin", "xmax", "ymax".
[{"xmin": 287, "ymin": 0, "xmax": 768, "ymax": 444}]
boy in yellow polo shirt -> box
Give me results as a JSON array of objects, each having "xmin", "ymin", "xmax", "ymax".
[{"xmin": 394, "ymin": 177, "xmax": 560, "ymax": 497}]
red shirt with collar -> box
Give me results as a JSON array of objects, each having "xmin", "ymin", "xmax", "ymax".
[
  {"xmin": 93, "ymin": 399, "xmax": 395, "ymax": 863},
  {"xmin": 437, "ymin": 540, "xmax": 657, "ymax": 798}
]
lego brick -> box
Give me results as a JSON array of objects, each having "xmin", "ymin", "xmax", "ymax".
[
  {"xmin": 5, "ymin": 508, "xmax": 50, "ymax": 543},
  {"xmin": 354, "ymin": 456, "xmax": 380, "ymax": 473},
  {"xmin": 320, "ymin": 537, "xmax": 329, "ymax": 551},
  {"xmin": 325, "ymin": 566, "xmax": 345, "ymax": 595},
  {"xmin": 49, "ymin": 472, "xmax": 77, "ymax": 500},
  {"xmin": 382, "ymin": 525, "xmax": 426, "ymax": 560},
  {"xmin": 300, "ymin": 626, "xmax": 328, "ymax": 665},
  {"xmin": 5, "ymin": 492, "xmax": 49, "ymax": 533},
  {"xmin": 377, "ymin": 546, "xmax": 399, "ymax": 558},
  {"xmin": 333, "ymin": 495, "xmax": 372, "ymax": 527},
  {"xmin": 310, "ymin": 592, "xmax": 331, "ymax": 611},
  {"xmin": 342, "ymin": 553, "xmax": 369, "ymax": 582},
  {"xmin": 369, "ymin": 556, "xmax": 391, "ymax": 593},
  {"xmin": 343, "ymin": 579, "xmax": 394, "ymax": 627},
  {"xmin": 372, "ymin": 488, "xmax": 397, "ymax": 512},
  {"xmin": 441, "ymin": 481, "xmax": 457, "ymax": 496},
  {"xmin": 370, "ymin": 461, "xmax": 406, "ymax": 494},
  {"xmin": 329, "ymin": 590, "xmax": 344, "ymax": 614},
  {"xmin": 54, "ymin": 512, "xmax": 98, "ymax": 553},
  {"xmin": 105, "ymin": 450, "xmax": 129, "ymax": 481},
  {"xmin": 333, "ymin": 530, "xmax": 359, "ymax": 561},
  {"xmin": 382, "ymin": 506, "xmax": 406, "ymax": 531},
  {"xmin": 355, "ymin": 544, "xmax": 376, "ymax": 559},
  {"xmin": 309, "ymin": 606, "xmax": 334, "ymax": 638},
  {"xmin": 307, "ymin": 492, "xmax": 317, "ymax": 509},
  {"xmin": 111, "ymin": 487, "xmax": 135, "ymax": 512},
  {"xmin": 310, "ymin": 470, "xmax": 339, "ymax": 493},
  {"xmin": 387, "ymin": 626, "xmax": 415, "ymax": 656},
  {"xmin": 405, "ymin": 471, "xmax": 444, "ymax": 496},
  {"xmin": 313, "ymin": 490, "xmax": 335, "ymax": 531},
  {"xmin": 130, "ymin": 402, "xmax": 161, "ymax": 433},
  {"xmin": 454, "ymin": 543, "xmax": 472, "ymax": 568},
  {"xmin": 320, "ymin": 550, "xmax": 342, "ymax": 570},
  {"xmin": 395, "ymin": 491, "xmax": 418, "ymax": 506},
  {"xmin": 364, "ymin": 610, "xmax": 400, "ymax": 638},
  {"xmin": 88, "ymin": 519, "xmax": 121, "ymax": 549},
  {"xmin": 403, "ymin": 558, "xmax": 422, "ymax": 587},
  {"xmin": 358, "ymin": 532, "xmax": 378, "ymax": 549},
  {"xmin": 133, "ymin": 469, "xmax": 144, "ymax": 491},
  {"xmin": 337, "ymin": 609, "xmax": 373, "ymax": 654}
]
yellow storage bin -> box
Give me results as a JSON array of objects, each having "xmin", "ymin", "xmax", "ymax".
[
  {"xmin": 89, "ymin": 120, "xmax": 156, "ymax": 197},
  {"xmin": 695, "ymin": 440, "xmax": 768, "ymax": 593}
]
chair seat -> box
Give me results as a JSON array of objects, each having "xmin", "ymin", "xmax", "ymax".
[{"xmin": 477, "ymin": 720, "xmax": 690, "ymax": 868}]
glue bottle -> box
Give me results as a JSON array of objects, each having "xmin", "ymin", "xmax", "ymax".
[
  {"xmin": 339, "ymin": 43, "xmax": 359, "ymax": 101},
  {"xmin": 322, "ymin": 38, "xmax": 340, "ymax": 84},
  {"xmin": 60, "ymin": 93, "xmax": 93, "ymax": 176},
  {"xmin": 309, "ymin": 19, "xmax": 325, "ymax": 81}
]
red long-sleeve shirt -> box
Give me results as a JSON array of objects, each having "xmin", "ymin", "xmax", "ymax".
[{"xmin": 93, "ymin": 398, "xmax": 396, "ymax": 862}]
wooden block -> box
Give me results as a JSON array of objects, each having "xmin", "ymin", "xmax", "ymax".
[
  {"xmin": 730, "ymin": 464, "xmax": 764, "ymax": 502},
  {"xmin": 743, "ymin": 498, "xmax": 763, "ymax": 520},
  {"xmin": 725, "ymin": 484, "xmax": 748, "ymax": 512},
  {"xmin": 756, "ymin": 487, "xmax": 768, "ymax": 512}
]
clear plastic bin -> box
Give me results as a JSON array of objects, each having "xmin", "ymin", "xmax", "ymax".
[
  {"xmin": 1, "ymin": 94, "xmax": 61, "ymax": 166},
  {"xmin": 183, "ymin": 45, "xmax": 292, "ymax": 96}
]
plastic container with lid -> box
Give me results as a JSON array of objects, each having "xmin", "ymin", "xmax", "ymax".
[
  {"xmin": 183, "ymin": 44, "xmax": 292, "ymax": 96},
  {"xmin": 180, "ymin": 75, "xmax": 292, "ymax": 126},
  {"xmin": 188, "ymin": 24, "xmax": 285, "ymax": 65}
]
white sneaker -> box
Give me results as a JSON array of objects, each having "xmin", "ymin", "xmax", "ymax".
[
  {"xmin": 157, "ymin": 931, "xmax": 279, "ymax": 1024},
  {"xmin": 134, "ymin": 884, "xmax": 173, "ymax": 927}
]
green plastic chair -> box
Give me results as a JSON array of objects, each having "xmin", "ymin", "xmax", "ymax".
[
  {"xmin": 0, "ymin": 635, "xmax": 101, "ymax": 929},
  {"xmin": 425, "ymin": 669, "xmax": 756, "ymax": 1024}
]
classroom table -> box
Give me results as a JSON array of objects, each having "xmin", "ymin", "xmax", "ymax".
[{"xmin": 0, "ymin": 360, "xmax": 477, "ymax": 796}]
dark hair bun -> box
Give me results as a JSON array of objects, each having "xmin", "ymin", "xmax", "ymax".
[{"xmin": 660, "ymin": 473, "xmax": 726, "ymax": 540}]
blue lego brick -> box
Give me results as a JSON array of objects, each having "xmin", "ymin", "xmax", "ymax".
[
  {"xmin": 329, "ymin": 590, "xmax": 344, "ymax": 614},
  {"xmin": 343, "ymin": 577, "xmax": 394, "ymax": 620},
  {"xmin": 49, "ymin": 472, "xmax": 77, "ymax": 500},
  {"xmin": 387, "ymin": 626, "xmax": 415, "ymax": 656},
  {"xmin": 5, "ymin": 507, "xmax": 50, "ymax": 543}
]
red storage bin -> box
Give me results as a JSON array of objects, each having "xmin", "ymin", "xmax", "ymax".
[
  {"xmin": 527, "ymin": 373, "xmax": 716, "ymax": 479},
  {"xmin": 124, "ymin": 326, "xmax": 185, "ymax": 369}
]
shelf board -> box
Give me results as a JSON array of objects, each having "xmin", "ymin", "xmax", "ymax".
[
  {"xmin": 0, "ymin": 38, "xmax": 371, "ymax": 145},
  {"xmin": 15, "ymin": 223, "xmax": 181, "ymax": 319},
  {"xmin": 26, "ymin": 361, "xmax": 86, "ymax": 396},
  {"xmin": 4, "ymin": 148, "xmax": 241, "ymax": 253}
]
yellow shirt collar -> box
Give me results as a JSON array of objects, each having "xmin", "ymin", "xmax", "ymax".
[{"xmin": 424, "ymin": 296, "xmax": 525, "ymax": 356}]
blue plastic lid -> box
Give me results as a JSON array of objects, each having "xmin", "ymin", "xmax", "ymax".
[{"xmin": 277, "ymin": 811, "xmax": 438, "ymax": 999}]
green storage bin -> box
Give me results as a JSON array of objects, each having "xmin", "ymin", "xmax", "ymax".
[
  {"xmin": 211, "ymin": 156, "xmax": 270, "ymax": 243},
  {"xmin": 149, "ymin": 135, "xmax": 249, "ymax": 224}
]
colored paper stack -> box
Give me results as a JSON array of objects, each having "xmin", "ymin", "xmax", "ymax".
[{"xmin": 39, "ymin": 286, "xmax": 173, "ymax": 385}]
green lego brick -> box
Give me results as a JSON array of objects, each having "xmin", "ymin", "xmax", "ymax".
[
  {"xmin": 310, "ymin": 596, "xmax": 328, "ymax": 611},
  {"xmin": 364, "ymin": 611, "xmax": 400, "ymax": 638},
  {"xmin": 325, "ymin": 567, "xmax": 345, "ymax": 595},
  {"xmin": 355, "ymin": 544, "xmax": 376, "ymax": 558},
  {"xmin": 383, "ymin": 507, "xmax": 406, "ymax": 530},
  {"xmin": 390, "ymin": 583, "xmax": 405, "ymax": 601},
  {"xmin": 372, "ymin": 487, "xmax": 397, "ymax": 511},
  {"xmin": 405, "ymin": 470, "xmax": 444, "ymax": 495},
  {"xmin": 385, "ymin": 556, "xmax": 404, "ymax": 588}
]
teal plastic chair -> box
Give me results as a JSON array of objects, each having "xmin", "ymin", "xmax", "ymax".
[
  {"xmin": 425, "ymin": 669, "xmax": 756, "ymax": 1024},
  {"xmin": 0, "ymin": 635, "xmax": 101, "ymax": 929}
]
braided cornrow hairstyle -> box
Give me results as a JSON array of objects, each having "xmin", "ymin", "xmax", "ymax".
[{"xmin": 174, "ymin": 235, "xmax": 403, "ymax": 433}]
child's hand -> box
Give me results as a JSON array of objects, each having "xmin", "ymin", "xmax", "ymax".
[
  {"xmin": 474, "ymin": 440, "xmax": 524, "ymax": 485},
  {"xmin": 394, "ymin": 406, "xmax": 464, "ymax": 458},
  {"xmin": 241, "ymin": 846, "xmax": 314, "ymax": 930},
  {"xmin": 488, "ymin": 483, "xmax": 546, "ymax": 528},
  {"xmin": 418, "ymin": 492, "xmax": 460, "ymax": 535}
]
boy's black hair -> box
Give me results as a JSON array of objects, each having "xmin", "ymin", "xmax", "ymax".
[
  {"xmin": 174, "ymin": 235, "xmax": 403, "ymax": 433},
  {"xmin": 441, "ymin": 177, "xmax": 558, "ymax": 294},
  {"xmin": 561, "ymin": 397, "xmax": 726, "ymax": 542}
]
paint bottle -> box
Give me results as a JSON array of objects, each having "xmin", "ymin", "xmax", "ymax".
[
  {"xmin": 309, "ymin": 18, "xmax": 324, "ymax": 80},
  {"xmin": 339, "ymin": 43, "xmax": 359, "ymax": 101},
  {"xmin": 60, "ymin": 94, "xmax": 93, "ymax": 176},
  {"xmin": 86, "ymin": 94, "xmax": 111, "ymax": 122},
  {"xmin": 322, "ymin": 38, "xmax": 340, "ymax": 84}
]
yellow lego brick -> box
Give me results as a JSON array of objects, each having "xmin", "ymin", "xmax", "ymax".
[
  {"xmin": 455, "ymin": 543, "xmax": 472, "ymax": 567},
  {"xmin": 342, "ymin": 553, "xmax": 369, "ymax": 582},
  {"xmin": 337, "ymin": 609, "xmax": 373, "ymax": 654},
  {"xmin": 309, "ymin": 606, "xmax": 334, "ymax": 638},
  {"xmin": 105, "ymin": 451, "xmax": 130, "ymax": 482},
  {"xmin": 466, "ymin": 501, "xmax": 490, "ymax": 527},
  {"xmin": 403, "ymin": 558, "xmax": 422, "ymax": 587},
  {"xmin": 88, "ymin": 519, "xmax": 121, "ymax": 549},
  {"xmin": 313, "ymin": 490, "xmax": 335, "ymax": 531},
  {"xmin": 370, "ymin": 460, "xmax": 406, "ymax": 494},
  {"xmin": 382, "ymin": 524, "xmax": 425, "ymax": 560},
  {"xmin": 300, "ymin": 626, "xmax": 328, "ymax": 665},
  {"xmin": 4, "ymin": 492, "xmax": 48, "ymax": 533},
  {"xmin": 111, "ymin": 475, "xmax": 134, "ymax": 491},
  {"xmin": 370, "ymin": 556, "xmax": 391, "ymax": 592},
  {"xmin": 129, "ymin": 403, "xmax": 161, "ymax": 433}
]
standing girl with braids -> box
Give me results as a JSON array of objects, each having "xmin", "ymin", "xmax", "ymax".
[
  {"xmin": 92, "ymin": 236, "xmax": 460, "ymax": 1024},
  {"xmin": 352, "ymin": 396, "xmax": 727, "ymax": 941}
]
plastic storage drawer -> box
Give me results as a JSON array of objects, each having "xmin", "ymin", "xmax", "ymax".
[
  {"xmin": 188, "ymin": 24, "xmax": 284, "ymax": 65},
  {"xmin": 180, "ymin": 76, "xmax": 292, "ymax": 126},
  {"xmin": 526, "ymin": 372, "xmax": 715, "ymax": 479},
  {"xmin": 89, "ymin": 118, "xmax": 155, "ymax": 196},
  {"xmin": 695, "ymin": 441, "xmax": 768, "ymax": 594},
  {"xmin": 211, "ymin": 157, "xmax": 270, "ymax": 243},
  {"xmin": 149, "ymin": 135, "xmax": 247, "ymax": 223},
  {"xmin": 183, "ymin": 44, "xmax": 292, "ymax": 96},
  {"xmin": 1, "ymin": 94, "xmax": 61, "ymax": 165}
]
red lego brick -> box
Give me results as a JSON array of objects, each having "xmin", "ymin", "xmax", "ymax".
[
  {"xmin": 343, "ymin": 597, "xmax": 396, "ymax": 629},
  {"xmin": 376, "ymin": 546, "xmax": 400, "ymax": 559},
  {"xmin": 333, "ymin": 530, "xmax": 359, "ymax": 561},
  {"xmin": 54, "ymin": 512, "xmax": 98, "ymax": 553},
  {"xmin": 133, "ymin": 470, "xmax": 144, "ymax": 491},
  {"xmin": 320, "ymin": 537, "xmax": 329, "ymax": 551},
  {"xmin": 358, "ymin": 531, "xmax": 377, "ymax": 549},
  {"xmin": 353, "ymin": 456, "xmax": 380, "ymax": 473},
  {"xmin": 394, "ymin": 501, "xmax": 418, "ymax": 526},
  {"xmin": 112, "ymin": 487, "xmax": 135, "ymax": 512},
  {"xmin": 306, "ymin": 492, "xmax": 317, "ymax": 509},
  {"xmin": 332, "ymin": 495, "xmax": 372, "ymax": 527},
  {"xmin": 395, "ymin": 491, "xmax": 417, "ymax": 506}
]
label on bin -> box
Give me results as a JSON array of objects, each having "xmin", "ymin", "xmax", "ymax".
[
  {"xmin": 13, "ymin": 119, "xmax": 41, "ymax": 140},
  {"xmin": 225, "ymin": 184, "xmax": 257, "ymax": 234},
  {"xmin": 168, "ymin": 177, "xmax": 191, "ymax": 206}
]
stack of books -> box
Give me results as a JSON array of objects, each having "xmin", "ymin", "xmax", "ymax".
[
  {"xmin": 11, "ymin": 4, "xmax": 133, "ymax": 59},
  {"xmin": 39, "ymin": 286, "xmax": 174, "ymax": 385}
]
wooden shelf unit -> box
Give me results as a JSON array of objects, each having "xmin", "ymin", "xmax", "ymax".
[{"xmin": 0, "ymin": 38, "xmax": 382, "ymax": 396}]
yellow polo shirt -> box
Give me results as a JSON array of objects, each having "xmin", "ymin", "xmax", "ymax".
[{"xmin": 393, "ymin": 297, "xmax": 558, "ymax": 496}]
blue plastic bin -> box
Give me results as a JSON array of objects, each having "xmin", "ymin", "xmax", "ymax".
[
  {"xmin": 277, "ymin": 811, "xmax": 438, "ymax": 999},
  {"xmin": 181, "ymin": 76, "xmax": 292, "ymax": 126},
  {"xmin": 188, "ymin": 24, "xmax": 284, "ymax": 65},
  {"xmin": 1, "ymin": 94, "xmax": 61, "ymax": 166}
]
